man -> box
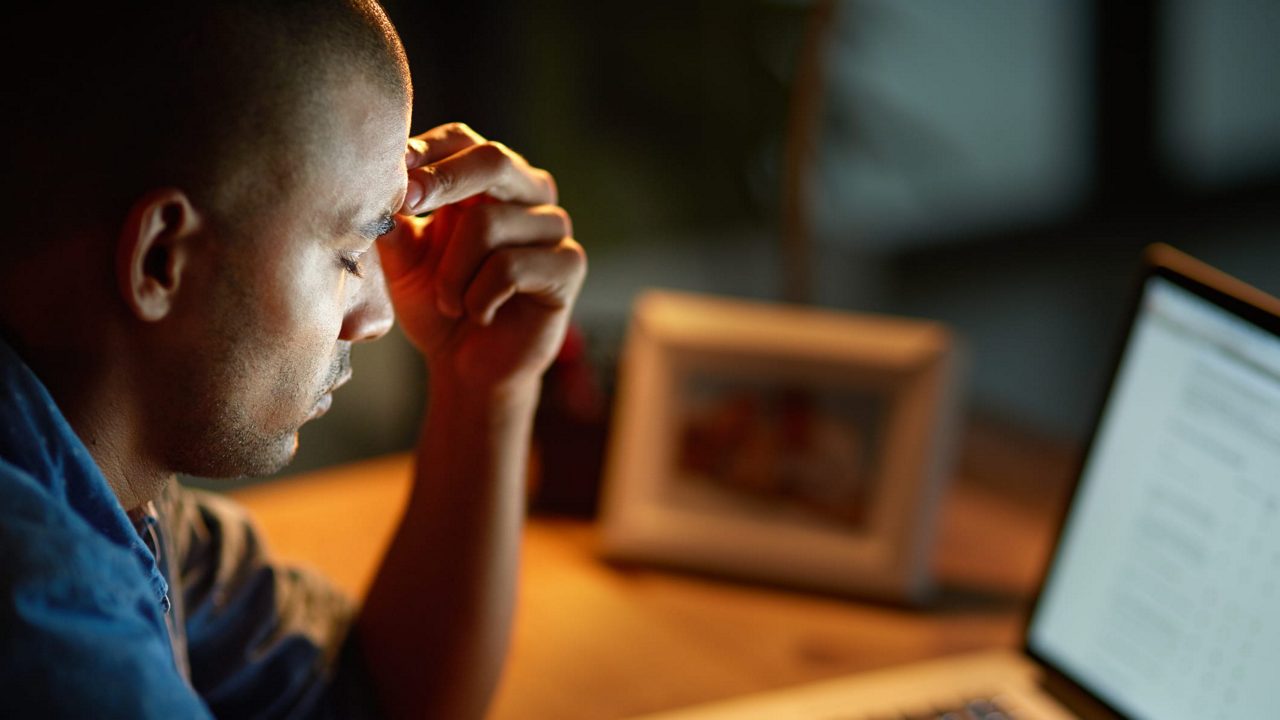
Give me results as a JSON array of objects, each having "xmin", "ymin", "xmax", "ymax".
[{"xmin": 0, "ymin": 3, "xmax": 585, "ymax": 719}]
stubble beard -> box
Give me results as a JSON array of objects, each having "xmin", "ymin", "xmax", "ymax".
[
  {"xmin": 176, "ymin": 343, "xmax": 307, "ymax": 479},
  {"xmin": 165, "ymin": 262, "xmax": 345, "ymax": 480},
  {"xmin": 184, "ymin": 339, "xmax": 350, "ymax": 480}
]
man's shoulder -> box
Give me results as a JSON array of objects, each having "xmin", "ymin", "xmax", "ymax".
[
  {"xmin": 0, "ymin": 454, "xmax": 86, "ymax": 536},
  {"xmin": 0, "ymin": 456, "xmax": 150, "ymax": 607}
]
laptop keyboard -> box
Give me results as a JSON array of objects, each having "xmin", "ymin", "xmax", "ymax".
[{"xmin": 861, "ymin": 697, "xmax": 1015, "ymax": 720}]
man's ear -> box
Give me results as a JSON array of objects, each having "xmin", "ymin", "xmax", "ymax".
[{"xmin": 116, "ymin": 189, "xmax": 203, "ymax": 322}]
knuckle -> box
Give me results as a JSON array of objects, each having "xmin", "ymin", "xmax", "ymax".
[
  {"xmin": 443, "ymin": 121, "xmax": 475, "ymax": 139},
  {"xmin": 547, "ymin": 205, "xmax": 572, "ymax": 236},
  {"xmin": 476, "ymin": 141, "xmax": 510, "ymax": 166},
  {"xmin": 563, "ymin": 239, "xmax": 587, "ymax": 269},
  {"xmin": 488, "ymin": 142, "xmax": 524, "ymax": 177},
  {"xmin": 495, "ymin": 250, "xmax": 521, "ymax": 282},
  {"xmin": 539, "ymin": 170, "xmax": 559, "ymax": 204}
]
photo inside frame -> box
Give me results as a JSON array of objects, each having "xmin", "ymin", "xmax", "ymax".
[
  {"xmin": 666, "ymin": 368, "xmax": 889, "ymax": 534},
  {"xmin": 600, "ymin": 290, "xmax": 961, "ymax": 602}
]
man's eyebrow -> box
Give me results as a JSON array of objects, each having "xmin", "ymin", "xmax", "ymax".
[{"xmin": 355, "ymin": 211, "xmax": 397, "ymax": 240}]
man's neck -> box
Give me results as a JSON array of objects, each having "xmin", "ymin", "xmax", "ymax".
[
  {"xmin": 63, "ymin": 379, "xmax": 175, "ymax": 512},
  {"xmin": 89, "ymin": 434, "xmax": 175, "ymax": 512},
  {"xmin": 7, "ymin": 328, "xmax": 172, "ymax": 512}
]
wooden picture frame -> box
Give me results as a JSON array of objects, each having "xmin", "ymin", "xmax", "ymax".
[{"xmin": 598, "ymin": 291, "xmax": 963, "ymax": 603}]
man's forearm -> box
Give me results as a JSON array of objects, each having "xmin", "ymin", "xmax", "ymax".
[{"xmin": 356, "ymin": 371, "xmax": 539, "ymax": 720}]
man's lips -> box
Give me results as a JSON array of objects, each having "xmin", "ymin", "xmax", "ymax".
[
  {"xmin": 309, "ymin": 393, "xmax": 333, "ymax": 420},
  {"xmin": 309, "ymin": 371, "xmax": 353, "ymax": 421},
  {"xmin": 330, "ymin": 370, "xmax": 353, "ymax": 393}
]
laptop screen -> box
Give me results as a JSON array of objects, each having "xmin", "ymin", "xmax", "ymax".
[{"xmin": 1027, "ymin": 274, "xmax": 1280, "ymax": 719}]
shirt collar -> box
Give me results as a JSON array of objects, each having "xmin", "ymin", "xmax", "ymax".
[{"xmin": 0, "ymin": 337, "xmax": 170, "ymax": 609}]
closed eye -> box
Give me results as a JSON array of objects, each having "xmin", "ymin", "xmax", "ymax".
[{"xmin": 338, "ymin": 251, "xmax": 365, "ymax": 278}]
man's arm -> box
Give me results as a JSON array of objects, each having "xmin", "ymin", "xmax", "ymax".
[{"xmin": 355, "ymin": 123, "xmax": 586, "ymax": 720}]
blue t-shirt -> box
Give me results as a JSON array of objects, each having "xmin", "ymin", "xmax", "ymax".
[{"xmin": 0, "ymin": 339, "xmax": 379, "ymax": 718}]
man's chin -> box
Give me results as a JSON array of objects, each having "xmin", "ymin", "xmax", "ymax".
[
  {"xmin": 179, "ymin": 429, "xmax": 301, "ymax": 481},
  {"xmin": 265, "ymin": 431, "xmax": 302, "ymax": 475}
]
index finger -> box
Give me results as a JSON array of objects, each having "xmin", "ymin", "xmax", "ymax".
[
  {"xmin": 405, "ymin": 122, "xmax": 486, "ymax": 168},
  {"xmin": 401, "ymin": 141, "xmax": 557, "ymax": 216}
]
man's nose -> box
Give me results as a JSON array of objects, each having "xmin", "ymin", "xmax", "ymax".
[{"xmin": 339, "ymin": 248, "xmax": 395, "ymax": 343}]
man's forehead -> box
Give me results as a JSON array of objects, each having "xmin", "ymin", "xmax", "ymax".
[{"xmin": 299, "ymin": 76, "xmax": 410, "ymax": 234}]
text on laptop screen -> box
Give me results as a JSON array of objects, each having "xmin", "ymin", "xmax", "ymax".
[{"xmin": 1028, "ymin": 276, "xmax": 1280, "ymax": 719}]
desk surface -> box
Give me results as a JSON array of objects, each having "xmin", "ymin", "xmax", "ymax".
[{"xmin": 229, "ymin": 430, "xmax": 1073, "ymax": 720}]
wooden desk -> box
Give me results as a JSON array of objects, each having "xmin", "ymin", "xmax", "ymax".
[{"xmin": 229, "ymin": 432, "xmax": 1072, "ymax": 720}]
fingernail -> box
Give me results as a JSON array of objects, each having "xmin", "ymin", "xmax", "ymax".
[{"xmin": 404, "ymin": 178, "xmax": 425, "ymax": 213}]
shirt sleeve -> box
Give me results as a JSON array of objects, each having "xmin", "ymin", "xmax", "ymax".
[{"xmin": 157, "ymin": 482, "xmax": 384, "ymax": 720}]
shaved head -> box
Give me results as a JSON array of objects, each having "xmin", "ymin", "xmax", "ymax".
[{"xmin": 1, "ymin": 1, "xmax": 410, "ymax": 255}]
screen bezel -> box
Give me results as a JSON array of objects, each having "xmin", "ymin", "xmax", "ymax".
[{"xmin": 1019, "ymin": 243, "xmax": 1280, "ymax": 718}]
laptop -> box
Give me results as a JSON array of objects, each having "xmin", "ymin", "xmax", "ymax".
[{"xmin": 632, "ymin": 244, "xmax": 1280, "ymax": 720}]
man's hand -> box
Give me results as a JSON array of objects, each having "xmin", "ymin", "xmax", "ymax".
[
  {"xmin": 377, "ymin": 123, "xmax": 586, "ymax": 391},
  {"xmin": 358, "ymin": 124, "xmax": 584, "ymax": 720}
]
